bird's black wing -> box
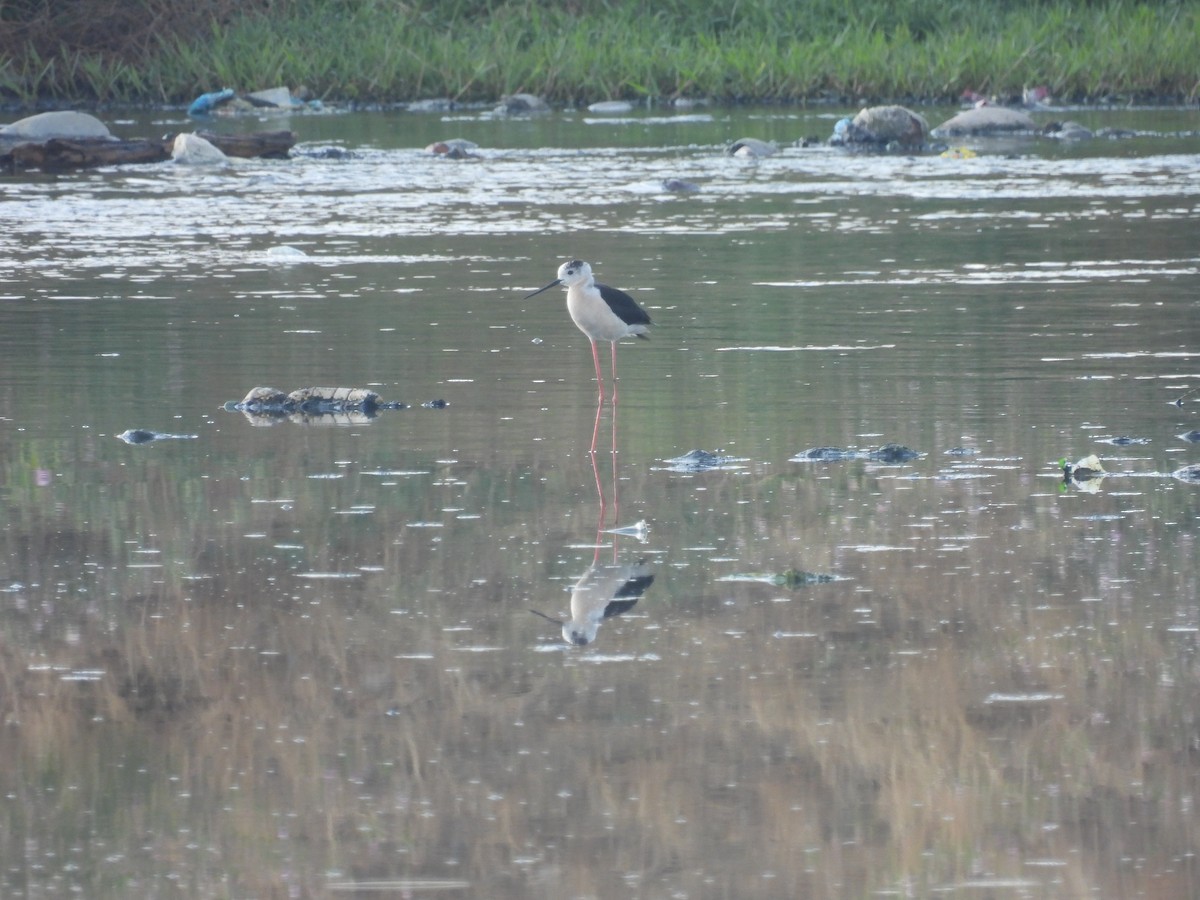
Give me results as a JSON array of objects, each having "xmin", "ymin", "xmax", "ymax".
[
  {"xmin": 596, "ymin": 282, "xmax": 653, "ymax": 327},
  {"xmin": 601, "ymin": 598, "xmax": 640, "ymax": 620}
]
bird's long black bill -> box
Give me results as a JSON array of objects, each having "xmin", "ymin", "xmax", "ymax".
[
  {"xmin": 523, "ymin": 279, "xmax": 561, "ymax": 300},
  {"xmin": 528, "ymin": 608, "xmax": 564, "ymax": 625}
]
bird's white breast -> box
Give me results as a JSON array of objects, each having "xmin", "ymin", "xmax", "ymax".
[{"xmin": 567, "ymin": 284, "xmax": 640, "ymax": 342}]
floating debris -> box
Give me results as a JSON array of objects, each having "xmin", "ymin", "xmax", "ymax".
[
  {"xmin": 1060, "ymin": 454, "xmax": 1106, "ymax": 482},
  {"xmin": 603, "ymin": 520, "xmax": 650, "ymax": 541}
]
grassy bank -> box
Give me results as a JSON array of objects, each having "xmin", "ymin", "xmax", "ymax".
[{"xmin": 2, "ymin": 0, "xmax": 1198, "ymax": 107}]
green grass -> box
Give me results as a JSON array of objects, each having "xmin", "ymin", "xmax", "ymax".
[{"xmin": 2, "ymin": 0, "xmax": 1198, "ymax": 106}]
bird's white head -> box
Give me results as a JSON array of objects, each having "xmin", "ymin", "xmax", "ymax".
[
  {"xmin": 523, "ymin": 258, "xmax": 595, "ymax": 300},
  {"xmin": 556, "ymin": 259, "xmax": 594, "ymax": 287}
]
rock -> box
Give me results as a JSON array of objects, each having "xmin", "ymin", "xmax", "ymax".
[
  {"xmin": 494, "ymin": 93, "xmax": 549, "ymax": 115},
  {"xmin": 265, "ymin": 246, "xmax": 309, "ymax": 261},
  {"xmin": 867, "ymin": 443, "xmax": 922, "ymax": 462},
  {"xmin": 172, "ymin": 133, "xmax": 228, "ymax": 165},
  {"xmin": 727, "ymin": 137, "xmax": 776, "ymax": 158},
  {"xmin": 661, "ymin": 178, "xmax": 700, "ymax": 193},
  {"xmin": 226, "ymin": 386, "xmax": 410, "ymax": 420},
  {"xmin": 792, "ymin": 447, "xmax": 858, "ymax": 461},
  {"xmin": 1172, "ymin": 464, "xmax": 1200, "ymax": 484},
  {"xmin": 932, "ymin": 105, "xmax": 1037, "ymax": 137},
  {"xmin": 587, "ymin": 100, "xmax": 634, "ymax": 114},
  {"xmin": 244, "ymin": 86, "xmax": 299, "ymax": 108},
  {"xmin": 406, "ymin": 98, "xmax": 457, "ymax": 113},
  {"xmin": 791, "ymin": 444, "xmax": 923, "ymax": 463},
  {"xmin": 0, "ymin": 111, "xmax": 112, "ymax": 143},
  {"xmin": 425, "ymin": 138, "xmax": 478, "ymax": 158},
  {"xmin": 1044, "ymin": 120, "xmax": 1093, "ymax": 141},
  {"xmin": 843, "ymin": 105, "xmax": 929, "ymax": 148},
  {"xmin": 662, "ymin": 449, "xmax": 736, "ymax": 472}
]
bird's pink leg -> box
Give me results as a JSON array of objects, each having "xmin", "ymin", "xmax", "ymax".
[
  {"xmin": 610, "ymin": 341, "xmax": 619, "ymax": 406},
  {"xmin": 609, "ymin": 341, "xmax": 620, "ymax": 533},
  {"xmin": 589, "ymin": 390, "xmax": 603, "ymax": 454},
  {"xmin": 590, "ymin": 339, "xmax": 606, "ymax": 404},
  {"xmin": 589, "ymin": 424, "xmax": 607, "ymax": 535}
]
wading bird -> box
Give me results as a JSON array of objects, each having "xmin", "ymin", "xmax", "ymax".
[{"xmin": 524, "ymin": 259, "xmax": 652, "ymax": 405}]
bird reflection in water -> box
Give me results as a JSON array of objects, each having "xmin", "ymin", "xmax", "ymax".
[
  {"xmin": 530, "ymin": 395, "xmax": 655, "ymax": 646},
  {"xmin": 530, "ymin": 556, "xmax": 655, "ymax": 646}
]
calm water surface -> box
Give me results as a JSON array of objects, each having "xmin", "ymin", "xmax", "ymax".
[{"xmin": 2, "ymin": 104, "xmax": 1199, "ymax": 898}]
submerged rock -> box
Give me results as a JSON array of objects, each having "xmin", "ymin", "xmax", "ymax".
[
  {"xmin": 791, "ymin": 444, "xmax": 923, "ymax": 463},
  {"xmin": 661, "ymin": 449, "xmax": 743, "ymax": 472},
  {"xmin": 868, "ymin": 443, "xmax": 923, "ymax": 462},
  {"xmin": 661, "ymin": 178, "xmax": 700, "ymax": 193},
  {"xmin": 779, "ymin": 570, "xmax": 841, "ymax": 588},
  {"xmin": 230, "ymin": 386, "xmax": 406, "ymax": 416},
  {"xmin": 224, "ymin": 387, "xmax": 414, "ymax": 426},
  {"xmin": 792, "ymin": 447, "xmax": 858, "ymax": 461},
  {"xmin": 1099, "ymin": 436, "xmax": 1149, "ymax": 446},
  {"xmin": 1172, "ymin": 464, "xmax": 1200, "ymax": 484},
  {"xmin": 117, "ymin": 429, "xmax": 199, "ymax": 445}
]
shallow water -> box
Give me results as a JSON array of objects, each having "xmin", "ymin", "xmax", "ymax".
[{"xmin": 1, "ymin": 104, "xmax": 1199, "ymax": 898}]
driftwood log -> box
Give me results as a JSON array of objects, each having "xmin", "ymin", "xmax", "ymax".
[{"xmin": 2, "ymin": 130, "xmax": 296, "ymax": 173}]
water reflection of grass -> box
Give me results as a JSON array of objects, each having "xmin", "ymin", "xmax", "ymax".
[{"xmin": 3, "ymin": 444, "xmax": 1199, "ymax": 897}]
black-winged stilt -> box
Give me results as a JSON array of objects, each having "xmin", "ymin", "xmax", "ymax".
[{"xmin": 524, "ymin": 259, "xmax": 652, "ymax": 405}]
